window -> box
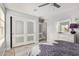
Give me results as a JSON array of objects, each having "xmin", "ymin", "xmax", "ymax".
[
  {"xmin": 0, "ymin": 5, "xmax": 5, "ymax": 50},
  {"xmin": 0, "ymin": 6, "xmax": 5, "ymax": 41}
]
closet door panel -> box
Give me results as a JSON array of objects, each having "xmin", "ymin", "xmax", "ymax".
[
  {"xmin": 12, "ymin": 17, "xmax": 25, "ymax": 47},
  {"xmin": 26, "ymin": 20, "xmax": 35, "ymax": 43},
  {"xmin": 15, "ymin": 21, "xmax": 24, "ymax": 34},
  {"xmin": 27, "ymin": 22, "xmax": 34, "ymax": 34}
]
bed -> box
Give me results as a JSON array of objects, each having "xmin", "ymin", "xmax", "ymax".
[{"xmin": 30, "ymin": 40, "xmax": 79, "ymax": 56}]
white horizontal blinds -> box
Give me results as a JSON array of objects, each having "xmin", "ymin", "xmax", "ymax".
[
  {"xmin": 0, "ymin": 20, "xmax": 4, "ymax": 37},
  {"xmin": 27, "ymin": 21, "xmax": 34, "ymax": 41},
  {"xmin": 0, "ymin": 20, "xmax": 4, "ymax": 39},
  {"xmin": 0, "ymin": 8, "xmax": 4, "ymax": 21},
  {"xmin": 0, "ymin": 6, "xmax": 4, "ymax": 40}
]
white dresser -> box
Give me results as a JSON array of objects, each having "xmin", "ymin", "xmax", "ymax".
[{"xmin": 57, "ymin": 33, "xmax": 74, "ymax": 43}]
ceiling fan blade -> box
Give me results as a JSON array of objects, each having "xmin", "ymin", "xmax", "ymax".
[
  {"xmin": 53, "ymin": 3, "xmax": 61, "ymax": 8},
  {"xmin": 38, "ymin": 3, "xmax": 50, "ymax": 7}
]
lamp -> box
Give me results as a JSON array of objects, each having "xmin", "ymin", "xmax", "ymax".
[{"xmin": 69, "ymin": 23, "xmax": 78, "ymax": 34}]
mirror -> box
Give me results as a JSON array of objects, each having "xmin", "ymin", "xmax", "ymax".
[{"xmin": 57, "ymin": 19, "xmax": 71, "ymax": 33}]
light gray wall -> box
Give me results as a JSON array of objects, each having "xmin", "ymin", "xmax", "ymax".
[
  {"xmin": 6, "ymin": 9, "xmax": 39, "ymax": 50},
  {"xmin": 47, "ymin": 7, "xmax": 79, "ymax": 43}
]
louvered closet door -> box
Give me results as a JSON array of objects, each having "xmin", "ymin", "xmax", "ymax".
[{"xmin": 12, "ymin": 17, "xmax": 36, "ymax": 47}]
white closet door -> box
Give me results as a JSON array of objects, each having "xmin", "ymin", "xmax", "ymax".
[
  {"xmin": 12, "ymin": 18, "xmax": 25, "ymax": 47},
  {"xmin": 12, "ymin": 17, "xmax": 36, "ymax": 47},
  {"xmin": 26, "ymin": 20, "xmax": 36, "ymax": 43}
]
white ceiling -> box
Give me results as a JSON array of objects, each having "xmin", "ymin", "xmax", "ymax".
[{"xmin": 4, "ymin": 3, "xmax": 79, "ymax": 19}]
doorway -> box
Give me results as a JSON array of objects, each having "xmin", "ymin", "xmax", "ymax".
[{"xmin": 39, "ymin": 18, "xmax": 47, "ymax": 43}]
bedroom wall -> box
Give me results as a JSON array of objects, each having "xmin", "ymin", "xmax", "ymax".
[
  {"xmin": 47, "ymin": 7, "xmax": 79, "ymax": 43},
  {"xmin": 6, "ymin": 9, "xmax": 39, "ymax": 50}
]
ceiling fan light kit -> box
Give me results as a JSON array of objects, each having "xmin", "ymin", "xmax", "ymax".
[{"xmin": 38, "ymin": 3, "xmax": 61, "ymax": 8}]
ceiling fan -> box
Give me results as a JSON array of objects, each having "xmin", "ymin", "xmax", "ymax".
[{"xmin": 38, "ymin": 3, "xmax": 61, "ymax": 8}]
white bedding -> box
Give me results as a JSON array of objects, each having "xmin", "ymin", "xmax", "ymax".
[{"xmin": 30, "ymin": 43, "xmax": 53, "ymax": 56}]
